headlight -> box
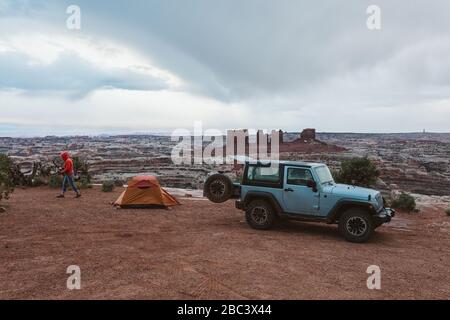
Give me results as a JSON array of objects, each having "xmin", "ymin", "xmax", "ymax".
[{"xmin": 375, "ymin": 194, "xmax": 383, "ymax": 208}]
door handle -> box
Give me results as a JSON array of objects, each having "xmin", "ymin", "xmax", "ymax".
[{"xmin": 284, "ymin": 188, "xmax": 294, "ymax": 192}]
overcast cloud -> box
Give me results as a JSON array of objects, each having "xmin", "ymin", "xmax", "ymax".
[{"xmin": 1, "ymin": 0, "xmax": 450, "ymax": 136}]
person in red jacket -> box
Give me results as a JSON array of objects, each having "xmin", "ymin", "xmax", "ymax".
[{"xmin": 57, "ymin": 151, "xmax": 81, "ymax": 198}]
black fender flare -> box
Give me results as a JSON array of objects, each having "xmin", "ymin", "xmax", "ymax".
[
  {"xmin": 243, "ymin": 191, "xmax": 283, "ymax": 215},
  {"xmin": 327, "ymin": 199, "xmax": 377, "ymax": 223}
]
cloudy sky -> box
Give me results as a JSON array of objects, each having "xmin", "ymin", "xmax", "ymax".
[{"xmin": 1, "ymin": 0, "xmax": 450, "ymax": 136}]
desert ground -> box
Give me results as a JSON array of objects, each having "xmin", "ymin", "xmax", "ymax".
[{"xmin": 0, "ymin": 186, "xmax": 449, "ymax": 300}]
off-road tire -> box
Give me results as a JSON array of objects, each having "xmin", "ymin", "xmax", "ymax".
[
  {"xmin": 338, "ymin": 208, "xmax": 374, "ymax": 243},
  {"xmin": 203, "ymin": 174, "xmax": 233, "ymax": 203},
  {"xmin": 245, "ymin": 199, "xmax": 277, "ymax": 230}
]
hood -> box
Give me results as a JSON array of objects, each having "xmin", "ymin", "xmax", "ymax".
[
  {"xmin": 329, "ymin": 183, "xmax": 379, "ymax": 200},
  {"xmin": 60, "ymin": 151, "xmax": 70, "ymax": 161}
]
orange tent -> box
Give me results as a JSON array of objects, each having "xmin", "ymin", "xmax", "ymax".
[{"xmin": 114, "ymin": 176, "xmax": 180, "ymax": 208}]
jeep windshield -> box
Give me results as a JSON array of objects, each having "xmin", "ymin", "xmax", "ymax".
[{"xmin": 314, "ymin": 166, "xmax": 335, "ymax": 185}]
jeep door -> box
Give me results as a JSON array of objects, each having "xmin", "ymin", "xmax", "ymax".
[{"xmin": 282, "ymin": 166, "xmax": 320, "ymax": 215}]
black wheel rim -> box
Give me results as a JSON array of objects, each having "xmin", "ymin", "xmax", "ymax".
[
  {"xmin": 251, "ymin": 206, "xmax": 268, "ymax": 225},
  {"xmin": 210, "ymin": 180, "xmax": 225, "ymax": 198},
  {"xmin": 346, "ymin": 216, "xmax": 367, "ymax": 236}
]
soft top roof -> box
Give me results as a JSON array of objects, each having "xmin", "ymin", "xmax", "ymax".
[{"xmin": 244, "ymin": 159, "xmax": 325, "ymax": 168}]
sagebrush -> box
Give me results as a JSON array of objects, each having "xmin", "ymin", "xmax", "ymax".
[
  {"xmin": 102, "ymin": 180, "xmax": 115, "ymax": 192},
  {"xmin": 333, "ymin": 157, "xmax": 380, "ymax": 187},
  {"xmin": 392, "ymin": 193, "xmax": 416, "ymax": 212},
  {"xmin": 0, "ymin": 154, "xmax": 15, "ymax": 202}
]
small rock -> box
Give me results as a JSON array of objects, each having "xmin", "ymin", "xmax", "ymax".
[{"xmin": 0, "ymin": 207, "xmax": 6, "ymax": 213}]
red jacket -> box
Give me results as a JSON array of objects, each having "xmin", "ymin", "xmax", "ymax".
[{"xmin": 61, "ymin": 152, "xmax": 74, "ymax": 175}]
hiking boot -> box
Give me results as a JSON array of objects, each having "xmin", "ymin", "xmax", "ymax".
[
  {"xmin": 75, "ymin": 194, "xmax": 82, "ymax": 198},
  {"xmin": 56, "ymin": 194, "xmax": 65, "ymax": 198}
]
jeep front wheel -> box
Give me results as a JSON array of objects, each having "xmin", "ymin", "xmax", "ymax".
[
  {"xmin": 245, "ymin": 200, "xmax": 276, "ymax": 230},
  {"xmin": 338, "ymin": 209, "xmax": 374, "ymax": 243}
]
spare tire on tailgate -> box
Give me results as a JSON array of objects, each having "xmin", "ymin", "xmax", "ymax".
[{"xmin": 203, "ymin": 173, "xmax": 234, "ymax": 203}]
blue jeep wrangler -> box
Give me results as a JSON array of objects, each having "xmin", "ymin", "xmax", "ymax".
[{"xmin": 203, "ymin": 160, "xmax": 395, "ymax": 243}]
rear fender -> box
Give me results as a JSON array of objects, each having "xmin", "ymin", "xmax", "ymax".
[
  {"xmin": 232, "ymin": 183, "xmax": 241, "ymax": 198},
  {"xmin": 243, "ymin": 191, "xmax": 283, "ymax": 214}
]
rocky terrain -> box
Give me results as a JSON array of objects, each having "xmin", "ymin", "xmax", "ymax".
[
  {"xmin": 1, "ymin": 131, "xmax": 449, "ymax": 196},
  {"xmin": 0, "ymin": 187, "xmax": 449, "ymax": 299},
  {"xmin": 314, "ymin": 132, "xmax": 450, "ymax": 196},
  {"xmin": 0, "ymin": 135, "xmax": 216, "ymax": 189},
  {"xmin": 1, "ymin": 133, "xmax": 449, "ymax": 300}
]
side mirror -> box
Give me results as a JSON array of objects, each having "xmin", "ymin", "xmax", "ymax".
[{"xmin": 307, "ymin": 180, "xmax": 318, "ymax": 192}]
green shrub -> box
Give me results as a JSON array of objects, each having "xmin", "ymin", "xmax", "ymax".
[
  {"xmin": 392, "ymin": 193, "xmax": 417, "ymax": 212},
  {"xmin": 0, "ymin": 154, "xmax": 15, "ymax": 202},
  {"xmin": 72, "ymin": 156, "xmax": 91, "ymax": 180},
  {"xmin": 445, "ymin": 208, "xmax": 450, "ymax": 216},
  {"xmin": 113, "ymin": 178, "xmax": 125, "ymax": 187},
  {"xmin": 334, "ymin": 157, "xmax": 380, "ymax": 187},
  {"xmin": 49, "ymin": 175, "xmax": 63, "ymax": 189},
  {"xmin": 102, "ymin": 180, "xmax": 115, "ymax": 192},
  {"xmin": 71, "ymin": 156, "xmax": 92, "ymax": 189},
  {"xmin": 32, "ymin": 176, "xmax": 47, "ymax": 187},
  {"xmin": 331, "ymin": 169, "xmax": 341, "ymax": 182},
  {"xmin": 77, "ymin": 177, "xmax": 92, "ymax": 189}
]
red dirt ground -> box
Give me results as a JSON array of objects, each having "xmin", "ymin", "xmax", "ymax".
[{"xmin": 0, "ymin": 187, "xmax": 449, "ymax": 300}]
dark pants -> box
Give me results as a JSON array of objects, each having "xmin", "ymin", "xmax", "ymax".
[{"xmin": 62, "ymin": 175, "xmax": 79, "ymax": 194}]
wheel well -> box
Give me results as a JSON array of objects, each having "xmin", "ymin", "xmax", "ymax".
[
  {"xmin": 331, "ymin": 203, "xmax": 373, "ymax": 223},
  {"xmin": 244, "ymin": 194, "xmax": 281, "ymax": 214}
]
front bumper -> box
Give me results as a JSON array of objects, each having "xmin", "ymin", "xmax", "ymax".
[{"xmin": 374, "ymin": 207, "xmax": 396, "ymax": 224}]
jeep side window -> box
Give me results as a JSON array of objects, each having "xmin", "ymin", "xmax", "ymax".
[
  {"xmin": 286, "ymin": 168, "xmax": 313, "ymax": 186},
  {"xmin": 246, "ymin": 165, "xmax": 280, "ymax": 183}
]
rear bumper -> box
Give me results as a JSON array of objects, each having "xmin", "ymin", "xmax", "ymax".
[
  {"xmin": 374, "ymin": 207, "xmax": 396, "ymax": 224},
  {"xmin": 235, "ymin": 200, "xmax": 244, "ymax": 210}
]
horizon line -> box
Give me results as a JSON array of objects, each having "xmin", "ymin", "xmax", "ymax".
[{"xmin": 1, "ymin": 130, "xmax": 449, "ymax": 139}]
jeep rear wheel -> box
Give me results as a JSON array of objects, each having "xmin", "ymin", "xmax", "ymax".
[
  {"xmin": 338, "ymin": 209, "xmax": 374, "ymax": 243},
  {"xmin": 203, "ymin": 174, "xmax": 233, "ymax": 203},
  {"xmin": 245, "ymin": 200, "xmax": 276, "ymax": 230}
]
